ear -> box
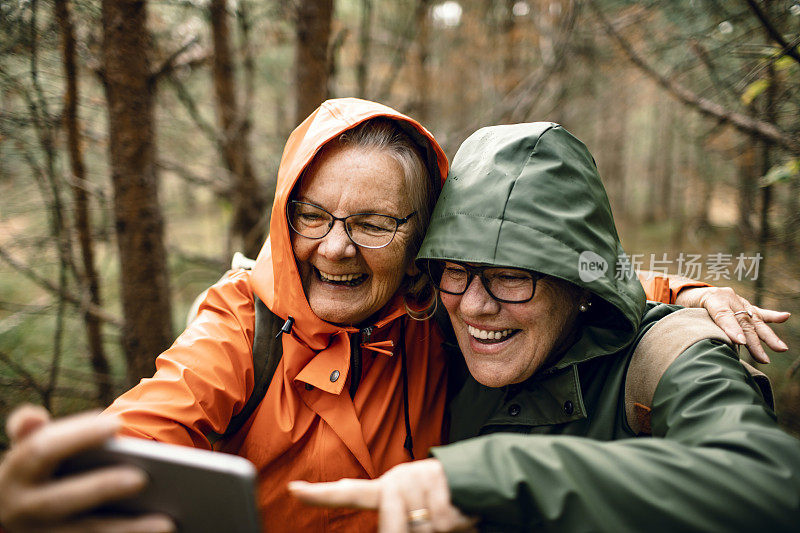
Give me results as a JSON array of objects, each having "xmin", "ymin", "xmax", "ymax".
[{"xmin": 406, "ymin": 261, "xmax": 420, "ymax": 277}]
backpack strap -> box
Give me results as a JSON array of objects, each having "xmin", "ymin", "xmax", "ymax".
[
  {"xmin": 625, "ymin": 307, "xmax": 773, "ymax": 436},
  {"xmin": 207, "ymin": 295, "xmax": 285, "ymax": 444}
]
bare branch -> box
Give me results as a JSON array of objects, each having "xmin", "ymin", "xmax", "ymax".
[
  {"xmin": 0, "ymin": 373, "xmax": 107, "ymax": 405},
  {"xmin": 156, "ymin": 158, "xmax": 231, "ymax": 198},
  {"xmin": 0, "ymin": 246, "xmax": 122, "ymax": 327},
  {"xmin": 451, "ymin": 0, "xmax": 577, "ymax": 140},
  {"xmin": 504, "ymin": 0, "xmax": 577, "ymax": 123},
  {"xmin": 743, "ymin": 0, "xmax": 800, "ymax": 66},
  {"xmin": 589, "ymin": 1, "xmax": 800, "ymax": 155},
  {"xmin": 688, "ymin": 38, "xmax": 739, "ymax": 108},
  {"xmin": 376, "ymin": 0, "xmax": 431, "ymax": 101},
  {"xmin": 150, "ymin": 36, "xmax": 202, "ymax": 81},
  {"xmin": 0, "ymin": 351, "xmax": 46, "ymax": 401},
  {"xmin": 169, "ymin": 247, "xmax": 227, "ymax": 271},
  {"xmin": 166, "ymin": 76, "xmax": 220, "ymax": 145},
  {"xmin": 0, "ymin": 303, "xmax": 51, "ymax": 335}
]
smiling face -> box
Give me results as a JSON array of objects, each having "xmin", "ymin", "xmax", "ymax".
[
  {"xmin": 290, "ymin": 144, "xmax": 417, "ymax": 326},
  {"xmin": 441, "ymin": 266, "xmax": 586, "ymax": 387}
]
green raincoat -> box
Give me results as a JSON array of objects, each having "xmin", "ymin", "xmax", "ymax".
[{"xmin": 417, "ymin": 123, "xmax": 800, "ymax": 531}]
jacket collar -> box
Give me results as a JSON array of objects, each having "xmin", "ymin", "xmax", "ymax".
[{"xmin": 448, "ymin": 365, "xmax": 588, "ymax": 442}]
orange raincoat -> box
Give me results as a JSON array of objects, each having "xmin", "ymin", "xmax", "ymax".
[
  {"xmin": 104, "ymin": 98, "xmax": 701, "ymax": 532},
  {"xmin": 106, "ymin": 99, "xmax": 450, "ymax": 531}
]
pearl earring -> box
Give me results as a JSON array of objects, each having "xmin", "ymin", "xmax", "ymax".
[{"xmin": 579, "ymin": 301, "xmax": 592, "ymax": 313}]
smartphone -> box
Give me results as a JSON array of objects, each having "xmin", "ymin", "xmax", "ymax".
[{"xmin": 56, "ymin": 436, "xmax": 260, "ymax": 533}]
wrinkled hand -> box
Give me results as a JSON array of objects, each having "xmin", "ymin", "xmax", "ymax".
[
  {"xmin": 289, "ymin": 458, "xmax": 477, "ymax": 533},
  {"xmin": 676, "ymin": 286, "xmax": 790, "ymax": 363},
  {"xmin": 0, "ymin": 405, "xmax": 174, "ymax": 533}
]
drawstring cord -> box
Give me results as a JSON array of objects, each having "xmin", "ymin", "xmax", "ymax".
[
  {"xmin": 399, "ymin": 319, "xmax": 414, "ymax": 460},
  {"xmin": 281, "ymin": 315, "xmax": 413, "ymax": 459},
  {"xmin": 361, "ymin": 340, "xmax": 394, "ymax": 357}
]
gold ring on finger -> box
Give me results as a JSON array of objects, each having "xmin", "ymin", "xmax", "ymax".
[
  {"xmin": 408, "ymin": 508, "xmax": 431, "ymax": 527},
  {"xmin": 734, "ymin": 310, "xmax": 754, "ymax": 318}
]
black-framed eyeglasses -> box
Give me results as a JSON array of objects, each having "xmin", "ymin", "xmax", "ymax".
[
  {"xmin": 287, "ymin": 200, "xmax": 416, "ymax": 249},
  {"xmin": 426, "ymin": 260, "xmax": 541, "ymax": 303}
]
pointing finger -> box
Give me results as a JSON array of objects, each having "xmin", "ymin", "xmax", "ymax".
[{"xmin": 288, "ymin": 479, "xmax": 382, "ymax": 509}]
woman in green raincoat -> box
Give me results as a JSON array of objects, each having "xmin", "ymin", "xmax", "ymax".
[{"xmin": 291, "ymin": 123, "xmax": 800, "ymax": 532}]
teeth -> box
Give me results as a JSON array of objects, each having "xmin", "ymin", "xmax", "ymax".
[
  {"xmin": 467, "ymin": 325, "xmax": 514, "ymax": 340},
  {"xmin": 319, "ymin": 271, "xmax": 364, "ymax": 282}
]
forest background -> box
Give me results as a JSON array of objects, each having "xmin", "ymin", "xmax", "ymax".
[{"xmin": 1, "ymin": 0, "xmax": 799, "ymax": 447}]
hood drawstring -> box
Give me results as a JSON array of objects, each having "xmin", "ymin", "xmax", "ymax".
[
  {"xmin": 399, "ymin": 319, "xmax": 414, "ymax": 460},
  {"xmin": 361, "ymin": 340, "xmax": 394, "ymax": 357}
]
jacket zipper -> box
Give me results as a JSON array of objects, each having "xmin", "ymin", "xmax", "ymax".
[{"xmin": 349, "ymin": 326, "xmax": 373, "ymax": 398}]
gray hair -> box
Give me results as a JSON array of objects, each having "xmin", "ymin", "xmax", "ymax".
[
  {"xmin": 337, "ymin": 118, "xmax": 435, "ymax": 254},
  {"xmin": 337, "ymin": 118, "xmax": 438, "ymax": 307}
]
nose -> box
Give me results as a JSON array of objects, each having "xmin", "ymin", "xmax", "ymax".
[
  {"xmin": 317, "ymin": 219, "xmax": 357, "ymax": 259},
  {"xmin": 459, "ymin": 275, "xmax": 501, "ymax": 317}
]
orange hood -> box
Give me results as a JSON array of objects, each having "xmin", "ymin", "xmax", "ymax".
[{"xmin": 250, "ymin": 98, "xmax": 448, "ymax": 347}]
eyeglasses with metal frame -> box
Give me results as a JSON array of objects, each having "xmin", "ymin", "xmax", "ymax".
[
  {"xmin": 287, "ymin": 200, "xmax": 417, "ymax": 249},
  {"xmin": 426, "ymin": 260, "xmax": 541, "ymax": 303}
]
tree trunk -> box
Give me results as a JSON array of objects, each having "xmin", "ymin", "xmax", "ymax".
[
  {"xmin": 412, "ymin": 0, "xmax": 430, "ymax": 123},
  {"xmin": 737, "ymin": 135, "xmax": 758, "ymax": 242},
  {"xmin": 356, "ymin": 0, "xmax": 372, "ymax": 98},
  {"xmin": 29, "ymin": 0, "xmax": 73, "ymax": 411},
  {"xmin": 598, "ymin": 82, "xmax": 628, "ymax": 218},
  {"xmin": 101, "ymin": 0, "xmax": 173, "ymax": 385},
  {"xmin": 294, "ymin": 0, "xmax": 333, "ymax": 124},
  {"xmin": 785, "ymin": 178, "xmax": 799, "ymax": 253},
  {"xmin": 754, "ymin": 42, "xmax": 777, "ymax": 307},
  {"xmin": 501, "ymin": 0, "xmax": 518, "ymax": 94},
  {"xmin": 327, "ymin": 28, "xmax": 348, "ymax": 100},
  {"xmin": 671, "ymin": 120, "xmax": 687, "ymax": 249},
  {"xmin": 210, "ymin": 0, "xmax": 265, "ymax": 258},
  {"xmin": 237, "ymin": 0, "xmax": 256, "ymax": 117},
  {"xmin": 55, "ymin": 0, "xmax": 113, "ymax": 405},
  {"xmin": 644, "ymin": 104, "xmax": 660, "ymax": 223},
  {"xmin": 753, "ymin": 0, "xmax": 783, "ymax": 307},
  {"xmin": 694, "ymin": 122, "xmax": 713, "ymax": 231},
  {"xmin": 658, "ymin": 99, "xmax": 675, "ymax": 222}
]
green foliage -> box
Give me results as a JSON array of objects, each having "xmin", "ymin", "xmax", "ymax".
[
  {"xmin": 741, "ymin": 79, "xmax": 770, "ymax": 106},
  {"xmin": 761, "ymin": 158, "xmax": 800, "ymax": 187},
  {"xmin": 774, "ymin": 55, "xmax": 796, "ymax": 72}
]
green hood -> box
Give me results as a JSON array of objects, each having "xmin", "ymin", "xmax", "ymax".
[{"xmin": 418, "ymin": 123, "xmax": 645, "ymax": 357}]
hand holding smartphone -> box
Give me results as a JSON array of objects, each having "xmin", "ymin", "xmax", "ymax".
[{"xmin": 56, "ymin": 437, "xmax": 260, "ymax": 533}]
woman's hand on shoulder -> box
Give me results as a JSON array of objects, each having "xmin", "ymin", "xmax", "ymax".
[
  {"xmin": 0, "ymin": 405, "xmax": 174, "ymax": 533},
  {"xmin": 289, "ymin": 458, "xmax": 477, "ymax": 533},
  {"xmin": 675, "ymin": 286, "xmax": 790, "ymax": 363}
]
